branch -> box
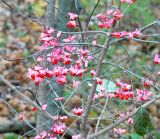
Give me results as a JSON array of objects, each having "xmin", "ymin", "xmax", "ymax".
[
  {"xmin": 81, "ymin": 1, "xmax": 149, "ymax": 137},
  {"xmin": 86, "ymin": 61, "xmax": 160, "ymax": 138},
  {"xmin": 73, "ymin": 0, "xmax": 83, "ymax": 32},
  {"xmin": 141, "ymin": 19, "xmax": 160, "ymax": 32},
  {"xmin": 111, "ymin": 19, "xmax": 160, "ymax": 44},
  {"xmin": 81, "ymin": 7, "xmax": 117, "ymax": 138},
  {"xmin": 103, "ymin": 62, "xmax": 160, "ymax": 92},
  {"xmin": 85, "ymin": 0, "xmax": 101, "ymax": 31},
  {"xmin": 132, "ymin": 38, "xmax": 160, "ymax": 44},
  {"xmin": 21, "ymin": 88, "xmax": 41, "ymax": 106},
  {"xmin": 62, "ymin": 30, "xmax": 109, "ymax": 36},
  {"xmin": 1, "ymin": 42, "xmax": 103, "ymax": 62}
]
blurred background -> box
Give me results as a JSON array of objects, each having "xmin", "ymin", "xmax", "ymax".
[{"xmin": 0, "ymin": 0, "xmax": 160, "ymax": 138}]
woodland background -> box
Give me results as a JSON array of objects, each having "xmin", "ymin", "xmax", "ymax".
[{"xmin": 0, "ymin": 0, "xmax": 160, "ymax": 138}]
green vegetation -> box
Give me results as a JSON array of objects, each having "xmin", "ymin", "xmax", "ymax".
[{"xmin": 124, "ymin": 0, "xmax": 155, "ymax": 25}]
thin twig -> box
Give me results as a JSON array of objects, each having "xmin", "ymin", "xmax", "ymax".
[
  {"xmin": 81, "ymin": 10, "xmax": 115, "ymax": 139},
  {"xmin": 102, "ymin": 62, "xmax": 160, "ymax": 92},
  {"xmin": 111, "ymin": 19, "xmax": 160, "ymax": 44},
  {"xmin": 73, "ymin": 0, "xmax": 83, "ymax": 33},
  {"xmin": 85, "ymin": 0, "xmax": 101, "ymax": 31},
  {"xmin": 1, "ymin": 42, "xmax": 103, "ymax": 62}
]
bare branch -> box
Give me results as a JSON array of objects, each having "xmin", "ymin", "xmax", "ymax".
[
  {"xmin": 81, "ymin": 10, "xmax": 116, "ymax": 139},
  {"xmin": 111, "ymin": 19, "xmax": 160, "ymax": 44},
  {"xmin": 85, "ymin": 0, "xmax": 101, "ymax": 31}
]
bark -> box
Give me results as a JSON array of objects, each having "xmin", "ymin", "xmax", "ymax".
[
  {"xmin": 46, "ymin": 0, "xmax": 55, "ymax": 28},
  {"xmin": 55, "ymin": 0, "xmax": 81, "ymax": 30},
  {"xmin": 37, "ymin": 0, "xmax": 56, "ymax": 133},
  {"xmin": 55, "ymin": 0, "xmax": 73, "ymax": 31},
  {"xmin": 37, "ymin": 0, "xmax": 81, "ymax": 133}
]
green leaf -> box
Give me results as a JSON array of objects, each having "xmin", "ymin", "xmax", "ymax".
[
  {"xmin": 130, "ymin": 132, "xmax": 143, "ymax": 139},
  {"xmin": 16, "ymin": 31, "xmax": 26, "ymax": 38},
  {"xmin": 147, "ymin": 120, "xmax": 155, "ymax": 132},
  {"xmin": 63, "ymin": 87, "xmax": 73, "ymax": 99},
  {"xmin": 63, "ymin": 91, "xmax": 71, "ymax": 99},
  {"xmin": 0, "ymin": 33, "xmax": 6, "ymax": 48},
  {"xmin": 96, "ymin": 79, "xmax": 117, "ymax": 93},
  {"xmin": 122, "ymin": 0, "xmax": 155, "ymax": 25},
  {"xmin": 23, "ymin": 50, "xmax": 32, "ymax": 57},
  {"xmin": 4, "ymin": 133, "xmax": 21, "ymax": 139},
  {"xmin": 134, "ymin": 107, "xmax": 155, "ymax": 136},
  {"xmin": 32, "ymin": 4, "xmax": 45, "ymax": 16},
  {"xmin": 88, "ymin": 110, "xmax": 98, "ymax": 118}
]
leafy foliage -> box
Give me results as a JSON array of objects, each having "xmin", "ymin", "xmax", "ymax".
[
  {"xmin": 150, "ymin": 130, "xmax": 160, "ymax": 139},
  {"xmin": 4, "ymin": 133, "xmax": 21, "ymax": 139},
  {"xmin": 123, "ymin": 0, "xmax": 155, "ymax": 25},
  {"xmin": 96, "ymin": 79, "xmax": 117, "ymax": 93},
  {"xmin": 129, "ymin": 132, "xmax": 143, "ymax": 139},
  {"xmin": 134, "ymin": 107, "xmax": 155, "ymax": 136}
]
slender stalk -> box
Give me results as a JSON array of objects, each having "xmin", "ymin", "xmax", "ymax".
[
  {"xmin": 81, "ymin": 24, "xmax": 114, "ymax": 139},
  {"xmin": 81, "ymin": 2, "xmax": 122, "ymax": 138},
  {"xmin": 85, "ymin": 0, "xmax": 101, "ymax": 31}
]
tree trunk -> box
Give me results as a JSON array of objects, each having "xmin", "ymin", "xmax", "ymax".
[{"xmin": 36, "ymin": 0, "xmax": 81, "ymax": 133}]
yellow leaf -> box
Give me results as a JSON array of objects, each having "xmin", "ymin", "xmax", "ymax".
[
  {"xmin": 30, "ymin": 22, "xmax": 42, "ymax": 31},
  {"xmin": 19, "ymin": 35, "xmax": 31, "ymax": 43},
  {"xmin": 32, "ymin": 4, "xmax": 45, "ymax": 16},
  {"xmin": 88, "ymin": 110, "xmax": 98, "ymax": 118},
  {"xmin": 39, "ymin": 1, "xmax": 48, "ymax": 8}
]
